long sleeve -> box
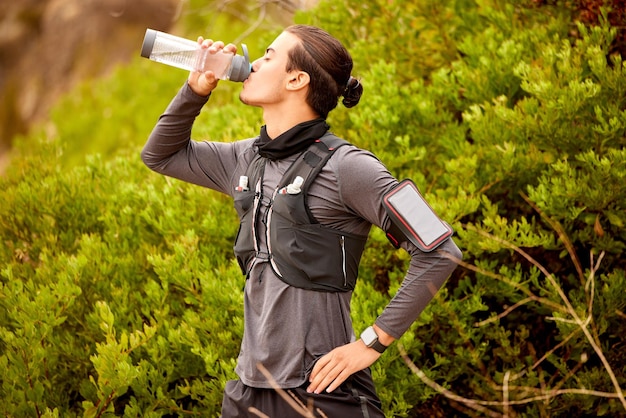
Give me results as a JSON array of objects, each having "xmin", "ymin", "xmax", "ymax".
[
  {"xmin": 141, "ymin": 82, "xmax": 255, "ymax": 195},
  {"xmin": 374, "ymin": 238, "xmax": 461, "ymax": 339},
  {"xmin": 328, "ymin": 146, "xmax": 462, "ymax": 340}
]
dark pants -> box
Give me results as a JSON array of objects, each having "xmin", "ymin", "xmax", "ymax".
[{"xmin": 221, "ymin": 369, "xmax": 385, "ymax": 418}]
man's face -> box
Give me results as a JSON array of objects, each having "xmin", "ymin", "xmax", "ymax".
[{"xmin": 239, "ymin": 31, "xmax": 301, "ymax": 108}]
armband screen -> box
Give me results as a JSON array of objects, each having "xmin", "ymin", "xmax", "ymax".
[{"xmin": 383, "ymin": 179, "xmax": 453, "ymax": 252}]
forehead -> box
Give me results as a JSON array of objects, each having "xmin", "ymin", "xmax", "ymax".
[{"xmin": 266, "ymin": 31, "xmax": 301, "ymax": 55}]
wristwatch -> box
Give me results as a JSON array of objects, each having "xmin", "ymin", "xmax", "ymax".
[{"xmin": 360, "ymin": 326, "xmax": 388, "ymax": 354}]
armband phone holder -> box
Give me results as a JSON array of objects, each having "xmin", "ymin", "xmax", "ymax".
[{"xmin": 383, "ymin": 179, "xmax": 453, "ymax": 252}]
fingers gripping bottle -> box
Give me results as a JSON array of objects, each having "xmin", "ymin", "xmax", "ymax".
[{"xmin": 140, "ymin": 29, "xmax": 251, "ymax": 82}]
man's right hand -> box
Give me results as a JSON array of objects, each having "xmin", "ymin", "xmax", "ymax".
[{"xmin": 187, "ymin": 38, "xmax": 237, "ymax": 97}]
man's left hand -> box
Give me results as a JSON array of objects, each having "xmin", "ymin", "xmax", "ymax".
[{"xmin": 306, "ymin": 340, "xmax": 381, "ymax": 394}]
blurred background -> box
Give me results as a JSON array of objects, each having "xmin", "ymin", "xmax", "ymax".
[
  {"xmin": 0, "ymin": 0, "xmax": 317, "ymax": 172},
  {"xmin": 1, "ymin": 1, "xmax": 625, "ymax": 416}
]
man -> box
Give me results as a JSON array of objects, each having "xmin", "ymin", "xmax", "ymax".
[{"xmin": 142, "ymin": 24, "xmax": 461, "ymax": 417}]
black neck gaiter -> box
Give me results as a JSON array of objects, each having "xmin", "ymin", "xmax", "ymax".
[{"xmin": 254, "ymin": 118, "xmax": 330, "ymax": 161}]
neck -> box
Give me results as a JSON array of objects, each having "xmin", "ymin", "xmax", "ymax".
[{"xmin": 262, "ymin": 104, "xmax": 320, "ymax": 139}]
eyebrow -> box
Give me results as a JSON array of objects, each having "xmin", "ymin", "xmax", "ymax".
[{"xmin": 265, "ymin": 47, "xmax": 276, "ymax": 55}]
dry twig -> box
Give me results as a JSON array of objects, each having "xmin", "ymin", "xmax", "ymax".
[{"xmin": 429, "ymin": 225, "xmax": 626, "ymax": 414}]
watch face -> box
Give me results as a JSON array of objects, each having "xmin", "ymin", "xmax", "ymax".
[{"xmin": 361, "ymin": 327, "xmax": 378, "ymax": 346}]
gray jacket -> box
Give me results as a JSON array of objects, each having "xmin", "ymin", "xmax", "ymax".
[{"xmin": 141, "ymin": 83, "xmax": 462, "ymax": 388}]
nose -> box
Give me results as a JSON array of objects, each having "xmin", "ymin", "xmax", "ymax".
[{"xmin": 251, "ymin": 58, "xmax": 262, "ymax": 72}]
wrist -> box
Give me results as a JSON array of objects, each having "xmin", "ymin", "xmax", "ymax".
[
  {"xmin": 372, "ymin": 324, "xmax": 395, "ymax": 347},
  {"xmin": 185, "ymin": 80, "xmax": 213, "ymax": 100},
  {"xmin": 360, "ymin": 325, "xmax": 390, "ymax": 354}
]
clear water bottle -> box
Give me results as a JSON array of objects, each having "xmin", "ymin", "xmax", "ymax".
[{"xmin": 140, "ymin": 29, "xmax": 251, "ymax": 82}]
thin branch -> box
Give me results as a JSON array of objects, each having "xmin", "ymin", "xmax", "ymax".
[
  {"xmin": 460, "ymin": 226, "xmax": 626, "ymax": 409},
  {"xmin": 398, "ymin": 344, "xmax": 504, "ymax": 418},
  {"xmin": 550, "ymin": 358, "xmax": 586, "ymax": 394},
  {"xmin": 233, "ymin": 2, "xmax": 268, "ymax": 45},
  {"xmin": 522, "ymin": 327, "xmax": 581, "ymax": 380},
  {"xmin": 474, "ymin": 296, "xmax": 535, "ymax": 327},
  {"xmin": 502, "ymin": 371, "xmax": 511, "ymax": 417},
  {"xmin": 438, "ymin": 248, "xmax": 567, "ymax": 314},
  {"xmin": 248, "ymin": 407, "xmax": 270, "ymax": 418},
  {"xmin": 519, "ymin": 192, "xmax": 585, "ymax": 284},
  {"xmin": 401, "ymin": 343, "xmax": 623, "ymax": 407},
  {"xmin": 254, "ymin": 363, "xmax": 327, "ymax": 418},
  {"xmin": 172, "ymin": 0, "xmax": 185, "ymax": 22}
]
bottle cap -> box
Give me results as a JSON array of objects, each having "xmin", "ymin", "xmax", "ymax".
[
  {"xmin": 286, "ymin": 176, "xmax": 304, "ymax": 194},
  {"xmin": 141, "ymin": 29, "xmax": 157, "ymax": 58},
  {"xmin": 229, "ymin": 44, "xmax": 251, "ymax": 82}
]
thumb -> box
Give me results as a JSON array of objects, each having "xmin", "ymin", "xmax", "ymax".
[{"xmin": 188, "ymin": 70, "xmax": 219, "ymax": 96}]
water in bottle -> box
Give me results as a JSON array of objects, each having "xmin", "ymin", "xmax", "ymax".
[{"xmin": 140, "ymin": 29, "xmax": 251, "ymax": 82}]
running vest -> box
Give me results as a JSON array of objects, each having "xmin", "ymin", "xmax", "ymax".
[{"xmin": 232, "ymin": 134, "xmax": 368, "ymax": 292}]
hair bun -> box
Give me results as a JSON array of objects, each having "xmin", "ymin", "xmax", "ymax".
[{"xmin": 342, "ymin": 76, "xmax": 363, "ymax": 108}]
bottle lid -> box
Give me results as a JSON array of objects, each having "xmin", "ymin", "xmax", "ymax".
[
  {"xmin": 286, "ymin": 176, "xmax": 304, "ymax": 194},
  {"xmin": 229, "ymin": 44, "xmax": 251, "ymax": 82},
  {"xmin": 141, "ymin": 29, "xmax": 157, "ymax": 58}
]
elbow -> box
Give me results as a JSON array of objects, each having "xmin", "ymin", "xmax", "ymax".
[
  {"xmin": 428, "ymin": 238, "xmax": 462, "ymax": 278},
  {"xmin": 140, "ymin": 144, "xmax": 162, "ymax": 172},
  {"xmin": 445, "ymin": 238, "xmax": 462, "ymax": 262},
  {"xmin": 140, "ymin": 126, "xmax": 167, "ymax": 171},
  {"xmin": 440, "ymin": 238, "xmax": 462, "ymax": 272},
  {"xmin": 140, "ymin": 146, "xmax": 152, "ymax": 168}
]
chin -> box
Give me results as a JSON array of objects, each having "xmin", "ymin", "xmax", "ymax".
[
  {"xmin": 239, "ymin": 90, "xmax": 261, "ymax": 105},
  {"xmin": 239, "ymin": 94, "xmax": 260, "ymax": 108}
]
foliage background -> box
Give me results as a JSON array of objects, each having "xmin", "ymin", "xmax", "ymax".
[{"xmin": 0, "ymin": 0, "xmax": 625, "ymax": 417}]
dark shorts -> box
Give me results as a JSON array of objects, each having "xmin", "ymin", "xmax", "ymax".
[{"xmin": 221, "ymin": 368, "xmax": 385, "ymax": 418}]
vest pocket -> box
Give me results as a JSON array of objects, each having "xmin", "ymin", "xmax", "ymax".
[
  {"xmin": 233, "ymin": 188, "xmax": 255, "ymax": 217},
  {"xmin": 269, "ymin": 214, "xmax": 366, "ymax": 291},
  {"xmin": 233, "ymin": 189, "xmax": 257, "ymax": 274},
  {"xmin": 272, "ymin": 192, "xmax": 311, "ymax": 224}
]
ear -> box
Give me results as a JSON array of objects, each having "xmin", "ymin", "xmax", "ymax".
[{"xmin": 286, "ymin": 70, "xmax": 310, "ymax": 91}]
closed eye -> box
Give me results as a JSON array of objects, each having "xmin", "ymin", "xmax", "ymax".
[{"xmin": 264, "ymin": 47, "xmax": 276, "ymax": 60}]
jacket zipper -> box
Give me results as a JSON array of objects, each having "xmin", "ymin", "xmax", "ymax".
[
  {"xmin": 341, "ymin": 235, "xmax": 347, "ymax": 287},
  {"xmin": 248, "ymin": 178, "xmax": 262, "ymax": 272},
  {"xmin": 266, "ymin": 187, "xmax": 283, "ymax": 278}
]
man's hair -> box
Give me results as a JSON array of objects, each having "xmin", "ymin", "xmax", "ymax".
[{"xmin": 284, "ymin": 25, "xmax": 363, "ymax": 119}]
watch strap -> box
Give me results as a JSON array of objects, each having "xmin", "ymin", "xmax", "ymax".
[{"xmin": 370, "ymin": 339, "xmax": 387, "ymax": 354}]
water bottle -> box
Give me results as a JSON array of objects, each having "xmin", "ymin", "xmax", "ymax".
[{"xmin": 140, "ymin": 29, "xmax": 251, "ymax": 82}]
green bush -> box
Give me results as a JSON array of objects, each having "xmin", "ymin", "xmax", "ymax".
[
  {"xmin": 1, "ymin": 143, "xmax": 242, "ymax": 417},
  {"xmin": 1, "ymin": 0, "xmax": 625, "ymax": 416}
]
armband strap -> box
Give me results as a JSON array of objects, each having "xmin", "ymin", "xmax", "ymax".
[{"xmin": 383, "ymin": 179, "xmax": 453, "ymax": 252}]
